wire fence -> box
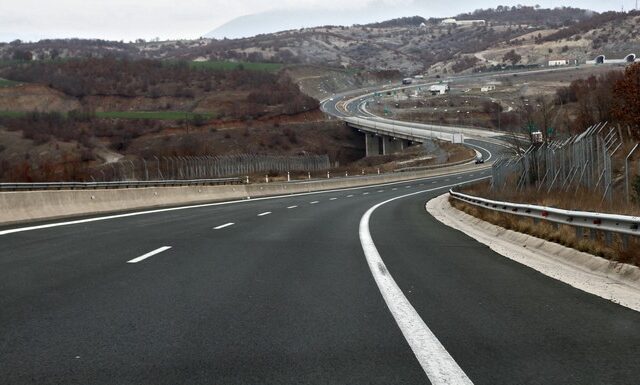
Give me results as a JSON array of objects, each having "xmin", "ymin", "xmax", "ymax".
[
  {"xmin": 91, "ymin": 154, "xmax": 331, "ymax": 182},
  {"xmin": 492, "ymin": 122, "xmax": 640, "ymax": 204}
]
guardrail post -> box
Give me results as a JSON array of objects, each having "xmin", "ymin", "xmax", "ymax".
[
  {"xmin": 576, "ymin": 226, "xmax": 583, "ymax": 240},
  {"xmin": 287, "ymin": 172, "xmax": 290, "ymax": 182}
]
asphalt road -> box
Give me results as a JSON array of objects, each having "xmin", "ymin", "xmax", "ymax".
[
  {"xmin": 1, "ymin": 140, "xmax": 639, "ymax": 384},
  {"xmin": 2, "ymin": 70, "xmax": 640, "ymax": 383}
]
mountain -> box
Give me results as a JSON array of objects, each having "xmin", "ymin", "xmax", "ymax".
[
  {"xmin": 3, "ymin": 7, "xmax": 638, "ymax": 76},
  {"xmin": 204, "ymin": 5, "xmax": 449, "ymax": 40}
]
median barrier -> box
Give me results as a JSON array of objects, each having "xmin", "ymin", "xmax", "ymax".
[{"xmin": 0, "ymin": 163, "xmax": 488, "ymax": 225}]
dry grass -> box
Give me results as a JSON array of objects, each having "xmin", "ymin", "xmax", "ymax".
[
  {"xmin": 450, "ymin": 198, "xmax": 640, "ymax": 267},
  {"xmin": 461, "ymin": 180, "xmax": 640, "ymax": 217}
]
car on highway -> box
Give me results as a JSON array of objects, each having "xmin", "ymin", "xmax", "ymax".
[{"xmin": 475, "ymin": 154, "xmax": 485, "ymax": 164}]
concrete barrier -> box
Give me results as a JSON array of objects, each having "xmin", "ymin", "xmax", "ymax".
[{"xmin": 0, "ymin": 163, "xmax": 488, "ymax": 226}]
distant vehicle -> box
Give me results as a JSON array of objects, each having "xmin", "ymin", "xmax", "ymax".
[
  {"xmin": 531, "ymin": 131, "xmax": 544, "ymax": 144},
  {"xmin": 402, "ymin": 78, "xmax": 413, "ymax": 85},
  {"xmin": 475, "ymin": 154, "xmax": 485, "ymax": 164},
  {"xmin": 413, "ymin": 75, "xmax": 425, "ymax": 80}
]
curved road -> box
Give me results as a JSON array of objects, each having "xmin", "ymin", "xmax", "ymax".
[{"xmin": 1, "ymin": 83, "xmax": 639, "ymax": 384}]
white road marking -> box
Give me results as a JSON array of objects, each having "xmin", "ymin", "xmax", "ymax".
[
  {"xmin": 127, "ymin": 246, "xmax": 172, "ymax": 264},
  {"xmin": 310, "ymin": 201, "xmax": 319, "ymax": 204},
  {"xmin": 406, "ymin": 186, "xmax": 412, "ymax": 188},
  {"xmin": 347, "ymin": 195, "xmax": 354, "ymax": 198},
  {"xmin": 377, "ymin": 190, "xmax": 384, "ymax": 193},
  {"xmin": 287, "ymin": 205, "xmax": 298, "ymax": 209},
  {"xmin": 470, "ymin": 174, "xmax": 475, "ymax": 177},
  {"xmin": 358, "ymin": 178, "xmax": 489, "ymax": 385},
  {"xmin": 258, "ymin": 212, "xmax": 272, "ymax": 216},
  {"xmin": 330, "ymin": 198, "xmax": 338, "ymax": 201},
  {"xmin": 457, "ymin": 177, "xmax": 462, "ymax": 179},
  {"xmin": 0, "ymin": 165, "xmax": 494, "ymax": 236},
  {"xmin": 214, "ymin": 223, "xmax": 234, "ymax": 230},
  {"xmin": 432, "ymin": 181, "xmax": 437, "ymax": 184},
  {"xmin": 445, "ymin": 179, "xmax": 450, "ymax": 182},
  {"xmin": 363, "ymin": 192, "xmax": 370, "ymax": 195},
  {"xmin": 392, "ymin": 188, "xmax": 398, "ymax": 191}
]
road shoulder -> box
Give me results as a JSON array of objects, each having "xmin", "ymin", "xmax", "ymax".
[{"xmin": 426, "ymin": 193, "xmax": 640, "ymax": 312}]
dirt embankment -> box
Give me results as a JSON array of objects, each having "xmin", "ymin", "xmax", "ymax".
[{"xmin": 0, "ymin": 84, "xmax": 80, "ymax": 112}]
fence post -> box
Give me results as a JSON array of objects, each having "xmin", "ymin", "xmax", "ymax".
[{"xmin": 626, "ymin": 144, "xmax": 639, "ymax": 203}]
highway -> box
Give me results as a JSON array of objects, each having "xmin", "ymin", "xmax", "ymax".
[{"xmin": 2, "ymin": 81, "xmax": 640, "ymax": 384}]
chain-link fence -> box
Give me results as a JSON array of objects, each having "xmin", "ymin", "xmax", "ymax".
[
  {"xmin": 92, "ymin": 154, "xmax": 331, "ymax": 182},
  {"xmin": 492, "ymin": 123, "xmax": 640, "ymax": 204}
]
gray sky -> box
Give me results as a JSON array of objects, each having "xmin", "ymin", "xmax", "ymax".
[{"xmin": 1, "ymin": 0, "xmax": 628, "ymax": 43}]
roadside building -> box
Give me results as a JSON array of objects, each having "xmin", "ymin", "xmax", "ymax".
[
  {"xmin": 429, "ymin": 84, "xmax": 449, "ymax": 95},
  {"xmin": 441, "ymin": 18, "xmax": 486, "ymax": 26},
  {"xmin": 548, "ymin": 59, "xmax": 570, "ymax": 66}
]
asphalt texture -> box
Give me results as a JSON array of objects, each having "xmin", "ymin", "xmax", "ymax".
[{"xmin": 2, "ymin": 141, "xmax": 640, "ymax": 384}]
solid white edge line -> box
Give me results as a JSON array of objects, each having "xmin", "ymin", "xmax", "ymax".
[
  {"xmin": 214, "ymin": 223, "xmax": 234, "ymax": 230},
  {"xmin": 127, "ymin": 246, "xmax": 172, "ymax": 264},
  {"xmin": 359, "ymin": 177, "xmax": 489, "ymax": 385},
  {"xmin": 0, "ymin": 167, "xmax": 492, "ymax": 236},
  {"xmin": 258, "ymin": 212, "xmax": 272, "ymax": 216}
]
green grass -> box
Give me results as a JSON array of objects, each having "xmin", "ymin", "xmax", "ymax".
[
  {"xmin": 0, "ymin": 78, "xmax": 19, "ymax": 88},
  {"xmin": 0, "ymin": 111, "xmax": 26, "ymax": 117},
  {"xmin": 0, "ymin": 110, "xmax": 215, "ymax": 121},
  {"xmin": 187, "ymin": 60, "xmax": 282, "ymax": 72}
]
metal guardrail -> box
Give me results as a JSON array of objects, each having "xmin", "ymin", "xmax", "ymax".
[
  {"xmin": 0, "ymin": 178, "xmax": 244, "ymax": 191},
  {"xmin": 449, "ymin": 189, "xmax": 640, "ymax": 237}
]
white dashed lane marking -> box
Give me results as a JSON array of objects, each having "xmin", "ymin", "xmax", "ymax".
[
  {"xmin": 287, "ymin": 206, "xmax": 298, "ymax": 209},
  {"xmin": 214, "ymin": 223, "xmax": 234, "ymax": 230},
  {"xmin": 258, "ymin": 212, "xmax": 272, "ymax": 216},
  {"xmin": 127, "ymin": 246, "xmax": 172, "ymax": 264},
  {"xmin": 310, "ymin": 201, "xmax": 319, "ymax": 204}
]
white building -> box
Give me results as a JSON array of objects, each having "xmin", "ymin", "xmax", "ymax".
[
  {"xmin": 429, "ymin": 84, "xmax": 450, "ymax": 95},
  {"xmin": 441, "ymin": 18, "xmax": 486, "ymax": 26},
  {"xmin": 480, "ymin": 85, "xmax": 496, "ymax": 92},
  {"xmin": 548, "ymin": 59, "xmax": 570, "ymax": 67}
]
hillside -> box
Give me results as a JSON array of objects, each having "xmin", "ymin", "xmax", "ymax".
[{"xmin": 0, "ymin": 6, "xmax": 618, "ymax": 75}]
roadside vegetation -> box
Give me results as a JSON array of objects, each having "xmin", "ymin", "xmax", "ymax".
[
  {"xmin": 449, "ymin": 64, "xmax": 640, "ymax": 266},
  {"xmin": 450, "ymin": 195, "xmax": 640, "ymax": 267}
]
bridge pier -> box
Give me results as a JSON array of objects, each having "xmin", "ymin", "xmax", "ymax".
[
  {"xmin": 382, "ymin": 136, "xmax": 409, "ymax": 155},
  {"xmin": 365, "ymin": 133, "xmax": 382, "ymax": 156}
]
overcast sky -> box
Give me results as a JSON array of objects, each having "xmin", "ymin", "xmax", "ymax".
[{"xmin": 1, "ymin": 0, "xmax": 628, "ymax": 43}]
